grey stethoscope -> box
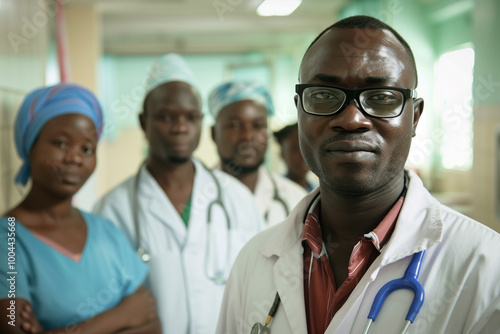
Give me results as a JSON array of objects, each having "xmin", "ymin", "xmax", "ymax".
[
  {"xmin": 264, "ymin": 169, "xmax": 290, "ymax": 224},
  {"xmin": 133, "ymin": 161, "xmax": 232, "ymax": 284}
]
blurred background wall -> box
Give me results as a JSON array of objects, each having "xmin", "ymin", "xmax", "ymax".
[
  {"xmin": 1, "ymin": 0, "xmax": 49, "ymax": 215},
  {"xmin": 1, "ymin": 0, "xmax": 499, "ymax": 232}
]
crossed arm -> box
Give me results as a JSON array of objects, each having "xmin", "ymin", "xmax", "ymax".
[{"xmin": 0, "ymin": 286, "xmax": 161, "ymax": 334}]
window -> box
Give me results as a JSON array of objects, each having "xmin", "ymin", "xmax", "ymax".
[{"xmin": 434, "ymin": 47, "xmax": 475, "ymax": 170}]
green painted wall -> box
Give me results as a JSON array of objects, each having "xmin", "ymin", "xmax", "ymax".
[
  {"xmin": 473, "ymin": 0, "xmax": 500, "ymax": 105},
  {"xmin": 99, "ymin": 52, "xmax": 306, "ymax": 139}
]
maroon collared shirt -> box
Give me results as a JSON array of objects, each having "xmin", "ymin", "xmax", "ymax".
[{"xmin": 302, "ymin": 195, "xmax": 405, "ymax": 333}]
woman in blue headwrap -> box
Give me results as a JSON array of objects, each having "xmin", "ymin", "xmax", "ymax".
[{"xmin": 0, "ymin": 83, "xmax": 160, "ymax": 334}]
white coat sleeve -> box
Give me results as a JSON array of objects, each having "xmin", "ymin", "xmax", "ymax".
[{"xmin": 92, "ymin": 185, "xmax": 136, "ymax": 246}]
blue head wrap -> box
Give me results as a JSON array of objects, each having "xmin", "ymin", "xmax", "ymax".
[
  {"xmin": 14, "ymin": 82, "xmax": 103, "ymax": 186},
  {"xmin": 208, "ymin": 80, "xmax": 274, "ymax": 120},
  {"xmin": 145, "ymin": 53, "xmax": 200, "ymax": 96}
]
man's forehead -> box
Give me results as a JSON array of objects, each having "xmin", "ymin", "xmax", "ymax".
[
  {"xmin": 300, "ymin": 28, "xmax": 411, "ymax": 83},
  {"xmin": 311, "ymin": 27, "xmax": 404, "ymax": 54}
]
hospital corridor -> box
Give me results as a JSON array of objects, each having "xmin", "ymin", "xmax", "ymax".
[{"xmin": 1, "ymin": 0, "xmax": 500, "ymax": 333}]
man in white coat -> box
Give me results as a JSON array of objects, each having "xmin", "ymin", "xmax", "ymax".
[
  {"xmin": 93, "ymin": 54, "xmax": 264, "ymax": 334},
  {"xmin": 216, "ymin": 16, "xmax": 500, "ymax": 334},
  {"xmin": 209, "ymin": 81, "xmax": 307, "ymax": 226}
]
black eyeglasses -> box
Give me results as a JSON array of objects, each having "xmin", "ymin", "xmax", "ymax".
[{"xmin": 295, "ymin": 84, "xmax": 417, "ymax": 118}]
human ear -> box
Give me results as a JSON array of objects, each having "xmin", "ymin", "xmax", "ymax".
[
  {"xmin": 411, "ymin": 98, "xmax": 424, "ymax": 137},
  {"xmin": 139, "ymin": 112, "xmax": 146, "ymax": 132},
  {"xmin": 211, "ymin": 125, "xmax": 216, "ymax": 142},
  {"xmin": 294, "ymin": 95, "xmax": 301, "ymax": 119}
]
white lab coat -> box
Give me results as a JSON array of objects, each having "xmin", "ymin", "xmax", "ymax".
[
  {"xmin": 93, "ymin": 159, "xmax": 264, "ymax": 334},
  {"xmin": 254, "ymin": 166, "xmax": 308, "ymax": 227},
  {"xmin": 216, "ymin": 170, "xmax": 500, "ymax": 334}
]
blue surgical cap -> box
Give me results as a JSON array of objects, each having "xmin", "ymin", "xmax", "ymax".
[
  {"xmin": 208, "ymin": 80, "xmax": 274, "ymax": 120},
  {"xmin": 14, "ymin": 82, "xmax": 103, "ymax": 186}
]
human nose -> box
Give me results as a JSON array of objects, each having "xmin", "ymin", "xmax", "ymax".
[
  {"xmin": 240, "ymin": 124, "xmax": 257, "ymax": 141},
  {"xmin": 171, "ymin": 115, "xmax": 188, "ymax": 133},
  {"xmin": 328, "ymin": 99, "xmax": 373, "ymax": 132},
  {"xmin": 64, "ymin": 147, "xmax": 83, "ymax": 165}
]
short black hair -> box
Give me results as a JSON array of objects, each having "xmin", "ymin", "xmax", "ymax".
[
  {"xmin": 273, "ymin": 123, "xmax": 298, "ymax": 145},
  {"xmin": 304, "ymin": 15, "xmax": 418, "ymax": 87}
]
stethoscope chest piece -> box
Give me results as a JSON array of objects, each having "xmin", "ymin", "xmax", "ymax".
[
  {"xmin": 251, "ymin": 323, "xmax": 270, "ymax": 334},
  {"xmin": 137, "ymin": 247, "xmax": 151, "ymax": 262}
]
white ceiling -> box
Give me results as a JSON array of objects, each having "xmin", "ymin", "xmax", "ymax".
[{"xmin": 69, "ymin": 0, "xmax": 351, "ymax": 55}]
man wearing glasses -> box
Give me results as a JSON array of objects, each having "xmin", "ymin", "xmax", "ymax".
[{"xmin": 216, "ymin": 15, "xmax": 500, "ymax": 334}]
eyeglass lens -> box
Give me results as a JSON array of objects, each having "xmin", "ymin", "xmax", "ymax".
[{"xmin": 302, "ymin": 87, "xmax": 405, "ymax": 117}]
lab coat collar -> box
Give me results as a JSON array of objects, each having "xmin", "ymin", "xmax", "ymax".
[
  {"xmin": 260, "ymin": 190, "xmax": 316, "ymax": 334},
  {"xmin": 260, "ymin": 170, "xmax": 443, "ymax": 262},
  {"xmin": 259, "ymin": 170, "xmax": 444, "ymax": 333},
  {"xmin": 379, "ymin": 170, "xmax": 443, "ymax": 265},
  {"xmin": 255, "ymin": 166, "xmax": 274, "ymax": 197},
  {"xmin": 137, "ymin": 164, "xmax": 187, "ymax": 244},
  {"xmin": 329, "ymin": 171, "xmax": 445, "ymax": 333},
  {"xmin": 259, "ymin": 188, "xmax": 317, "ymax": 258},
  {"xmin": 252, "ymin": 166, "xmax": 276, "ymax": 221},
  {"xmin": 136, "ymin": 159, "xmax": 210, "ymax": 247}
]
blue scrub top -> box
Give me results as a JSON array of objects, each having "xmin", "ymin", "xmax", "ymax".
[{"xmin": 0, "ymin": 211, "xmax": 147, "ymax": 330}]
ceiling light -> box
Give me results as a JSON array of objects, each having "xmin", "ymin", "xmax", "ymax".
[{"xmin": 257, "ymin": 0, "xmax": 302, "ymax": 16}]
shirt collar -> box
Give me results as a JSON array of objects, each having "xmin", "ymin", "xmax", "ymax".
[
  {"xmin": 364, "ymin": 195, "xmax": 404, "ymax": 251},
  {"xmin": 301, "ymin": 192, "xmax": 405, "ymax": 256},
  {"xmin": 301, "ymin": 195, "xmax": 322, "ymax": 256}
]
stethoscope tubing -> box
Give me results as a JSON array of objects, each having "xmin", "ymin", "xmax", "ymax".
[
  {"xmin": 132, "ymin": 161, "xmax": 233, "ymax": 283},
  {"xmin": 253, "ymin": 175, "xmax": 419, "ymax": 333},
  {"xmin": 362, "ymin": 250, "xmax": 426, "ymax": 334},
  {"xmin": 204, "ymin": 166, "xmax": 232, "ymax": 284},
  {"xmin": 133, "ymin": 163, "xmax": 150, "ymax": 262},
  {"xmin": 264, "ymin": 169, "xmax": 290, "ymax": 223},
  {"xmin": 255, "ymin": 250, "xmax": 426, "ymax": 334}
]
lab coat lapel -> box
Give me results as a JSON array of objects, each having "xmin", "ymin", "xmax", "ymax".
[
  {"xmin": 138, "ymin": 165, "xmax": 188, "ymax": 247},
  {"xmin": 261, "ymin": 196, "xmax": 311, "ymax": 334},
  {"xmin": 383, "ymin": 170, "xmax": 443, "ymax": 258},
  {"xmin": 261, "ymin": 172, "xmax": 444, "ymax": 334},
  {"xmin": 325, "ymin": 260, "xmax": 383, "ymax": 333},
  {"xmin": 185, "ymin": 160, "xmax": 214, "ymax": 247},
  {"xmin": 327, "ymin": 170, "xmax": 444, "ymax": 333},
  {"xmin": 273, "ymin": 245, "xmax": 308, "ymax": 334}
]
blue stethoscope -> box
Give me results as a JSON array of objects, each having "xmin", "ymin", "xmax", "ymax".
[
  {"xmin": 252, "ymin": 175, "xmax": 426, "ymax": 334},
  {"xmin": 251, "ymin": 250, "xmax": 426, "ymax": 334},
  {"xmin": 362, "ymin": 250, "xmax": 426, "ymax": 334},
  {"xmin": 133, "ymin": 161, "xmax": 232, "ymax": 284}
]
